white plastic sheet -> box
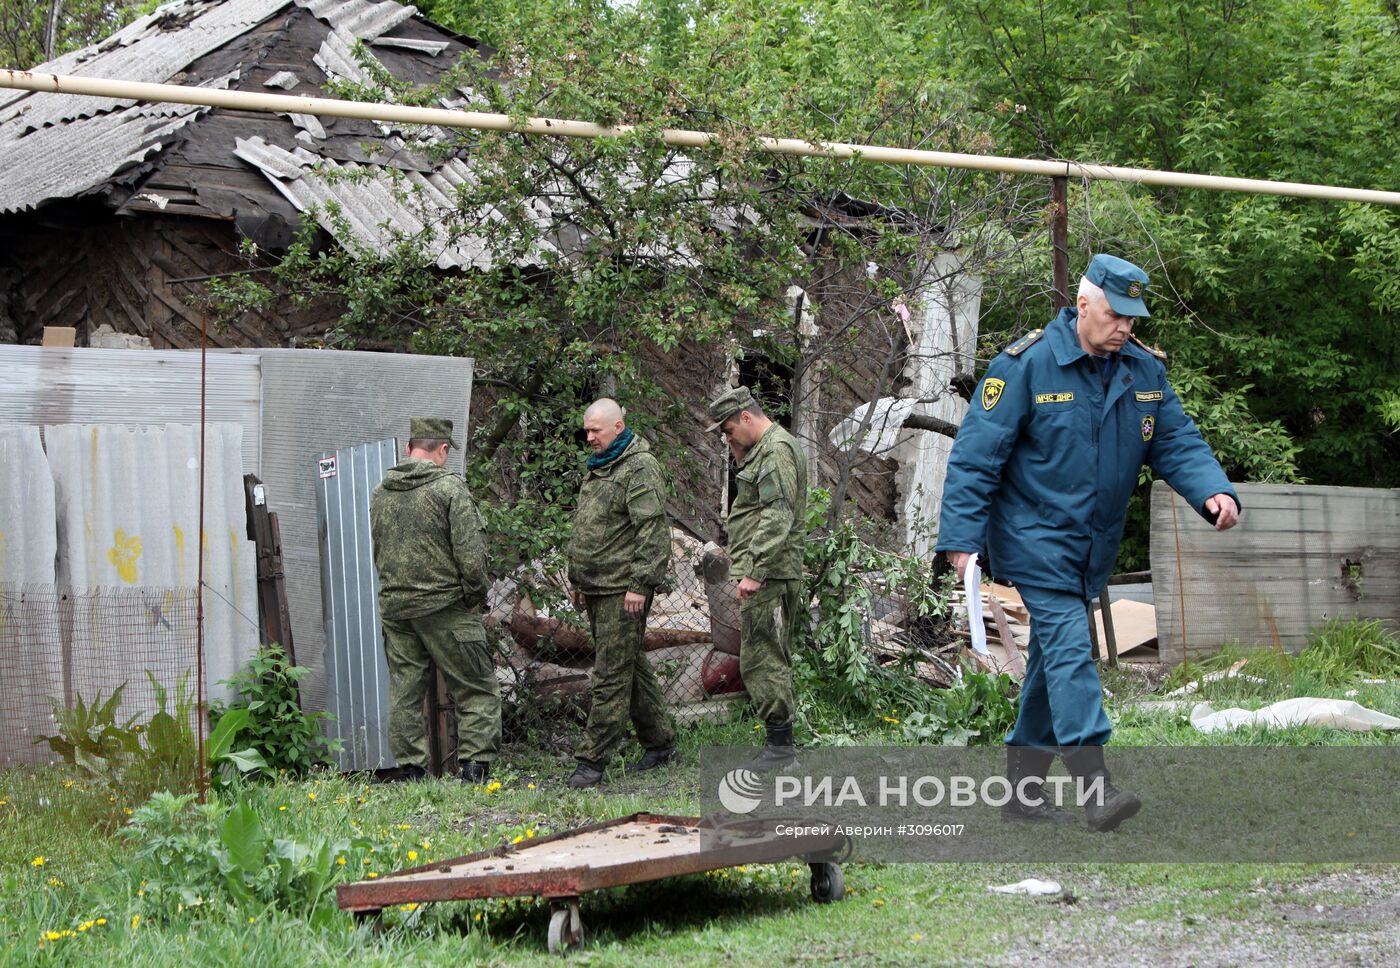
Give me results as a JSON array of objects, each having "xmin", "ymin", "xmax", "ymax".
[{"xmin": 1190, "ymin": 697, "xmax": 1400, "ymax": 733}]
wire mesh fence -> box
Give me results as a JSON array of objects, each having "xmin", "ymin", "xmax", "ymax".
[
  {"xmin": 0, "ymin": 581, "xmax": 208, "ymax": 829},
  {"xmin": 488, "ymin": 529, "xmax": 747, "ymax": 749}
]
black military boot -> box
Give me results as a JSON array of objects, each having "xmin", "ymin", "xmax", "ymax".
[
  {"xmin": 566, "ymin": 761, "xmax": 606, "ymax": 789},
  {"xmin": 460, "ymin": 761, "xmax": 490, "ymax": 785},
  {"xmin": 1000, "ymin": 746, "xmax": 1076, "ymax": 824},
  {"xmin": 748, "ymin": 721, "xmax": 798, "ymax": 773},
  {"xmin": 627, "ymin": 746, "xmax": 678, "ymax": 774},
  {"xmin": 1064, "ymin": 747, "xmax": 1141, "ymax": 832}
]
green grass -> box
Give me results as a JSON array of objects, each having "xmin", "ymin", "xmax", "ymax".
[{"xmin": 4, "ymin": 642, "xmax": 1399, "ymax": 965}]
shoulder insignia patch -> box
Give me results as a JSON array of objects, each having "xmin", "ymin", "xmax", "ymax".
[
  {"xmin": 981, "ymin": 377, "xmax": 1006, "ymax": 411},
  {"xmin": 1006, "ymin": 329, "xmax": 1043, "ymax": 356},
  {"xmin": 1129, "ymin": 335, "xmax": 1168, "ymax": 361}
]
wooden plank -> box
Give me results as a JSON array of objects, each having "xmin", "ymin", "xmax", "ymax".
[{"xmin": 1149, "ymin": 481, "xmax": 1400, "ymax": 664}]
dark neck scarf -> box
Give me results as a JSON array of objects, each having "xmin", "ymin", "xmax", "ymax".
[{"xmin": 587, "ymin": 427, "xmax": 634, "ymax": 470}]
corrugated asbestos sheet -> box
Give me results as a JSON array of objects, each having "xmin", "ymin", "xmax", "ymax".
[
  {"xmin": 232, "ymin": 136, "xmax": 562, "ymax": 269},
  {"xmin": 0, "ymin": 0, "xmax": 290, "ymax": 213},
  {"xmin": 246, "ymin": 348, "xmax": 473, "ymax": 717},
  {"xmin": 0, "ymin": 345, "xmax": 262, "ymax": 472},
  {"xmin": 44, "ymin": 423, "xmax": 259, "ymax": 709},
  {"xmin": 316, "ymin": 438, "xmax": 398, "ymax": 770},
  {"xmin": 0, "ymin": 427, "xmax": 57, "ymax": 584},
  {"xmin": 1150, "ymin": 481, "xmax": 1400, "ymax": 663}
]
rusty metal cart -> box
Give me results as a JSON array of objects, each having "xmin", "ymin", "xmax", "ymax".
[{"xmin": 337, "ymin": 812, "xmax": 848, "ymax": 955}]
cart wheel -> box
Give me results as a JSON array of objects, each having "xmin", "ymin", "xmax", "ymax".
[
  {"xmin": 547, "ymin": 901, "xmax": 585, "ymax": 956},
  {"xmin": 809, "ymin": 862, "xmax": 845, "ymax": 903}
]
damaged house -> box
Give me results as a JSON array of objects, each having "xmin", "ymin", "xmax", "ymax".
[{"xmin": 0, "ymin": 0, "xmax": 985, "ymax": 554}]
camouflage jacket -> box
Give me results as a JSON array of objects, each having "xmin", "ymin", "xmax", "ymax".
[
  {"xmin": 369, "ymin": 458, "xmax": 489, "ymax": 620},
  {"xmin": 567, "ymin": 434, "xmax": 670, "ymax": 595},
  {"xmin": 727, "ymin": 424, "xmax": 807, "ymax": 582}
]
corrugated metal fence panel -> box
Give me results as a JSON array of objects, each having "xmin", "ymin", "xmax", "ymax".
[
  {"xmin": 0, "ymin": 427, "xmax": 57, "ymax": 584},
  {"xmin": 43, "ymin": 423, "xmax": 260, "ymax": 710},
  {"xmin": 0, "ymin": 345, "xmax": 262, "ymax": 472},
  {"xmin": 1149, "ymin": 481, "xmax": 1400, "ymax": 663},
  {"xmin": 316, "ymin": 438, "xmax": 398, "ymax": 771},
  {"xmin": 249, "ymin": 349, "xmax": 473, "ymax": 716}
]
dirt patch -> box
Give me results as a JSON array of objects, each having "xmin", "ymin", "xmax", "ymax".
[{"xmin": 993, "ymin": 868, "xmax": 1400, "ymax": 968}]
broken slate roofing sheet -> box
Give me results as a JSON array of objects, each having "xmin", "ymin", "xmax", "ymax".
[{"xmin": 0, "ymin": 0, "xmax": 469, "ymax": 219}]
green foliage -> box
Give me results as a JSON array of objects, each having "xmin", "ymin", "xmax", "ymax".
[
  {"xmin": 795, "ymin": 487, "xmax": 1011, "ymax": 742},
  {"xmin": 38, "ymin": 673, "xmax": 207, "ymax": 793},
  {"xmin": 213, "ymin": 647, "xmax": 338, "ymax": 775},
  {"xmin": 1164, "ymin": 616, "xmax": 1400, "ymax": 693},
  {"xmin": 897, "ymin": 670, "xmax": 1018, "ymax": 747},
  {"xmin": 119, "ymin": 791, "xmax": 382, "ymax": 927}
]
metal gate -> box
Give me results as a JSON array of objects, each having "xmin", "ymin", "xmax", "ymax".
[{"xmin": 315, "ymin": 437, "xmax": 399, "ymax": 771}]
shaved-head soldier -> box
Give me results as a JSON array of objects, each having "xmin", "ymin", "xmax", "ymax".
[{"xmin": 564, "ymin": 399, "xmax": 677, "ymax": 787}]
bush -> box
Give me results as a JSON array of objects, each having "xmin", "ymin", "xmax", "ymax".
[{"xmin": 213, "ymin": 647, "xmax": 339, "ymax": 774}]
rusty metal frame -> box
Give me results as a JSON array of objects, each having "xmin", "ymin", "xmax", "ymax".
[{"xmin": 337, "ymin": 812, "xmax": 844, "ymax": 913}]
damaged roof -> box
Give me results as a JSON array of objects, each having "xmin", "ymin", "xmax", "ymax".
[{"xmin": 0, "ymin": 0, "xmax": 512, "ymax": 265}]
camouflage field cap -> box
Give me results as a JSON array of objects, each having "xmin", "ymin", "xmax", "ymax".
[
  {"xmin": 409, "ymin": 416, "xmax": 460, "ymax": 449},
  {"xmin": 1084, "ymin": 253, "xmax": 1151, "ymax": 317},
  {"xmin": 705, "ymin": 385, "xmax": 757, "ymax": 432}
]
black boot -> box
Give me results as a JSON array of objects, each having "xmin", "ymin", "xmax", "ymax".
[
  {"xmin": 388, "ymin": 764, "xmax": 428, "ymax": 783},
  {"xmin": 566, "ymin": 761, "xmax": 605, "ymax": 789},
  {"xmin": 460, "ymin": 760, "xmax": 490, "ymax": 785},
  {"xmin": 627, "ymin": 746, "xmax": 678, "ymax": 774},
  {"xmin": 1064, "ymin": 746, "xmax": 1141, "ymax": 832},
  {"xmin": 748, "ymin": 721, "xmax": 797, "ymax": 773},
  {"xmin": 1000, "ymin": 746, "xmax": 1076, "ymax": 824}
]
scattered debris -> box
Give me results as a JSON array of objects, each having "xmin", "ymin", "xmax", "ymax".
[{"xmin": 1163, "ymin": 660, "xmax": 1269, "ymax": 698}]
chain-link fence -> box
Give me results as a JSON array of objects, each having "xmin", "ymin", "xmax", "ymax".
[
  {"xmin": 487, "ymin": 529, "xmax": 748, "ymax": 749},
  {"xmin": 0, "ymin": 581, "xmax": 207, "ymax": 824}
]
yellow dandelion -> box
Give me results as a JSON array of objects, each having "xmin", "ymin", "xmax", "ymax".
[
  {"xmin": 130, "ymin": 914, "xmax": 140, "ymax": 931},
  {"xmin": 399, "ymin": 903, "xmax": 419, "ymax": 912},
  {"xmin": 527, "ymin": 783, "xmax": 536, "ymax": 790},
  {"xmin": 96, "ymin": 919, "xmax": 106, "ymax": 926},
  {"xmin": 64, "ymin": 780, "xmax": 75, "ymax": 789},
  {"xmin": 911, "ymin": 933, "xmax": 924, "ymax": 941},
  {"xmin": 307, "ymin": 792, "xmax": 317, "ymax": 801},
  {"xmin": 397, "ymin": 823, "xmax": 411, "ymax": 830},
  {"xmin": 45, "ymin": 931, "xmax": 62, "ymax": 942},
  {"xmin": 30, "ymin": 856, "xmax": 45, "ymax": 868},
  {"xmin": 485, "ymin": 781, "xmax": 502, "ymax": 794},
  {"xmin": 278, "ymin": 805, "xmax": 287, "ymax": 812},
  {"xmin": 248, "ymin": 917, "xmax": 256, "ymax": 924},
  {"xmin": 511, "ymin": 835, "xmax": 523, "ymax": 845},
  {"xmin": 526, "ymin": 829, "xmax": 536, "ymax": 838},
  {"xmin": 406, "ymin": 850, "xmax": 418, "ymax": 862},
  {"xmin": 367, "ymin": 872, "xmax": 379, "ymax": 879},
  {"xmin": 872, "ymin": 899, "xmax": 885, "ymax": 908},
  {"xmin": 336, "ymin": 856, "xmax": 346, "ymax": 867}
]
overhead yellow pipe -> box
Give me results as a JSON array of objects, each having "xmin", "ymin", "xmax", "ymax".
[{"xmin": 4, "ymin": 69, "xmax": 1400, "ymax": 206}]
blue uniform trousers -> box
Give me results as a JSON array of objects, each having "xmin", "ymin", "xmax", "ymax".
[{"xmin": 1005, "ymin": 584, "xmax": 1112, "ymax": 749}]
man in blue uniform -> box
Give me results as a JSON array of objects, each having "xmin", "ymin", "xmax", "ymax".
[{"xmin": 936, "ymin": 254, "xmax": 1240, "ymax": 831}]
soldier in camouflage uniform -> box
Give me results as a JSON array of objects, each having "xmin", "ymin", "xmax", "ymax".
[
  {"xmin": 564, "ymin": 399, "xmax": 677, "ymax": 789},
  {"xmin": 369, "ymin": 417, "xmax": 500, "ymax": 784},
  {"xmin": 706, "ymin": 386, "xmax": 808, "ymax": 770}
]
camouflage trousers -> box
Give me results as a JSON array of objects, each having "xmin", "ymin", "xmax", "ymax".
[
  {"xmin": 381, "ymin": 599, "xmax": 501, "ymax": 766},
  {"xmin": 575, "ymin": 592, "xmax": 676, "ymax": 767},
  {"xmin": 740, "ymin": 578, "xmax": 802, "ymax": 726}
]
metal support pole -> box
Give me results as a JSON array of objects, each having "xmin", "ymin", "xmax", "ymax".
[{"xmin": 1051, "ymin": 176, "xmax": 1069, "ymax": 311}]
